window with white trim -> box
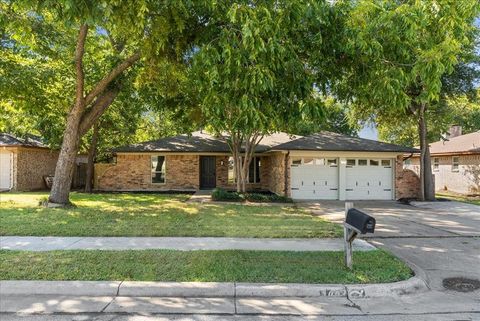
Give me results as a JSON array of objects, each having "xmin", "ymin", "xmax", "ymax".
[
  {"xmin": 433, "ymin": 157, "xmax": 439, "ymax": 171},
  {"xmin": 151, "ymin": 156, "xmax": 166, "ymax": 184},
  {"xmin": 452, "ymin": 156, "xmax": 459, "ymax": 172}
]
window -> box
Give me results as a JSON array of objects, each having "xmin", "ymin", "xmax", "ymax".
[
  {"xmin": 292, "ymin": 157, "xmax": 302, "ymax": 166},
  {"xmin": 370, "ymin": 159, "xmax": 379, "ymax": 166},
  {"xmin": 228, "ymin": 157, "xmax": 235, "ymax": 183},
  {"xmin": 303, "ymin": 158, "xmax": 315, "ymax": 165},
  {"xmin": 151, "ymin": 156, "xmax": 166, "ymax": 184},
  {"xmin": 346, "ymin": 159, "xmax": 356, "ymax": 167},
  {"xmin": 358, "ymin": 159, "xmax": 368, "ymax": 166},
  {"xmin": 327, "ymin": 159, "xmax": 337, "ymax": 167},
  {"xmin": 452, "ymin": 157, "xmax": 459, "ymax": 172},
  {"xmin": 433, "ymin": 158, "xmax": 439, "ymax": 171},
  {"xmin": 227, "ymin": 157, "xmax": 261, "ymax": 183},
  {"xmin": 248, "ymin": 157, "xmax": 261, "ymax": 183},
  {"xmin": 381, "ymin": 159, "xmax": 391, "ymax": 167}
]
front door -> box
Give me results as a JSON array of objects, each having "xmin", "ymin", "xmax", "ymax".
[{"xmin": 200, "ymin": 156, "xmax": 216, "ymax": 189}]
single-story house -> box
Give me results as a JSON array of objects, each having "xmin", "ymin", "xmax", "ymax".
[
  {"xmin": 0, "ymin": 133, "xmax": 59, "ymax": 191},
  {"xmin": 0, "ymin": 133, "xmax": 88, "ymax": 191},
  {"xmin": 405, "ymin": 126, "xmax": 480, "ymax": 194},
  {"xmin": 95, "ymin": 131, "xmax": 420, "ymax": 201}
]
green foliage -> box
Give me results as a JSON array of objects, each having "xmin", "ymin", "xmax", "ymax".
[
  {"xmin": 338, "ymin": 0, "xmax": 479, "ymax": 110},
  {"xmin": 211, "ymin": 188, "xmax": 292, "ymax": 203},
  {"xmin": 289, "ymin": 96, "xmax": 359, "ymax": 136},
  {"xmin": 191, "ymin": 1, "xmax": 328, "ymax": 137}
]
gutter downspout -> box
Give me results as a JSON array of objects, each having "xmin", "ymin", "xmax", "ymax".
[{"xmin": 284, "ymin": 151, "xmax": 290, "ymax": 196}]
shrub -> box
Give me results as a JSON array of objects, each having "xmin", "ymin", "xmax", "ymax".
[
  {"xmin": 211, "ymin": 188, "xmax": 292, "ymax": 203},
  {"xmin": 245, "ymin": 193, "xmax": 292, "ymax": 203},
  {"xmin": 211, "ymin": 188, "xmax": 244, "ymax": 202}
]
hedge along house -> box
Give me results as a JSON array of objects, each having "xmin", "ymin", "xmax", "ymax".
[
  {"xmin": 0, "ymin": 133, "xmax": 59, "ymax": 191},
  {"xmin": 95, "ymin": 131, "xmax": 420, "ymax": 200},
  {"xmin": 405, "ymin": 127, "xmax": 480, "ymax": 194}
]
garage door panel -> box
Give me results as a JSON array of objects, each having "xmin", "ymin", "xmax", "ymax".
[
  {"xmin": 345, "ymin": 159, "xmax": 393, "ymax": 200},
  {"xmin": 291, "ymin": 160, "xmax": 339, "ymax": 200},
  {"xmin": 0, "ymin": 152, "xmax": 12, "ymax": 190}
]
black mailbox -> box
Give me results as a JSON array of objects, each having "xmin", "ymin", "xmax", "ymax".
[{"xmin": 346, "ymin": 208, "xmax": 376, "ymax": 234}]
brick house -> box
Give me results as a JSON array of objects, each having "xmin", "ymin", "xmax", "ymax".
[
  {"xmin": 96, "ymin": 131, "xmax": 420, "ymax": 200},
  {"xmin": 0, "ymin": 133, "xmax": 88, "ymax": 191},
  {"xmin": 405, "ymin": 127, "xmax": 480, "ymax": 194},
  {"xmin": 0, "ymin": 133, "xmax": 59, "ymax": 191}
]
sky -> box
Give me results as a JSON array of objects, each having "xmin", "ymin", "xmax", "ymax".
[{"xmin": 358, "ymin": 124, "xmax": 378, "ymax": 140}]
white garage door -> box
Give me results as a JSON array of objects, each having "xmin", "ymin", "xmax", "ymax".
[
  {"xmin": 345, "ymin": 158, "xmax": 393, "ymax": 200},
  {"xmin": 0, "ymin": 151, "xmax": 12, "ymax": 190},
  {"xmin": 291, "ymin": 157, "xmax": 339, "ymax": 200}
]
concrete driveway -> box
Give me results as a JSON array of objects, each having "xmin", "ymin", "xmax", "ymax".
[
  {"xmin": 301, "ymin": 200, "xmax": 480, "ymax": 292},
  {"xmin": 303, "ymin": 200, "xmax": 480, "ymax": 237}
]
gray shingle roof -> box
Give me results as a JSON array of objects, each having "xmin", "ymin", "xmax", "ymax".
[
  {"xmin": 113, "ymin": 131, "xmax": 301, "ymax": 153},
  {"xmin": 272, "ymin": 131, "xmax": 419, "ymax": 153},
  {"xmin": 114, "ymin": 130, "xmax": 417, "ymax": 154},
  {"xmin": 0, "ymin": 133, "xmax": 47, "ymax": 148}
]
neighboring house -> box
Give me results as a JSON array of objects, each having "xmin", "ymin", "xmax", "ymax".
[
  {"xmin": 405, "ymin": 127, "xmax": 480, "ymax": 194},
  {"xmin": 0, "ymin": 133, "xmax": 88, "ymax": 191},
  {"xmin": 0, "ymin": 133, "xmax": 59, "ymax": 191},
  {"xmin": 95, "ymin": 131, "xmax": 420, "ymax": 200}
]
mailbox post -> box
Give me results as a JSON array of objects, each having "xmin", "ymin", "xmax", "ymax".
[{"xmin": 343, "ymin": 202, "xmax": 376, "ymax": 269}]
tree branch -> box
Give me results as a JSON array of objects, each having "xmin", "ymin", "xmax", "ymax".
[
  {"xmin": 84, "ymin": 52, "xmax": 140, "ymax": 106},
  {"xmin": 74, "ymin": 24, "xmax": 88, "ymax": 109},
  {"xmin": 79, "ymin": 88, "xmax": 120, "ymax": 137}
]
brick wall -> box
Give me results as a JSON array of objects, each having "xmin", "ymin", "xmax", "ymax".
[
  {"xmin": 267, "ymin": 152, "xmax": 289, "ymax": 196},
  {"xmin": 395, "ymin": 155, "xmax": 421, "ymax": 199},
  {"xmin": 15, "ymin": 147, "xmax": 59, "ymax": 191},
  {"xmin": 96, "ymin": 154, "xmax": 200, "ymax": 191}
]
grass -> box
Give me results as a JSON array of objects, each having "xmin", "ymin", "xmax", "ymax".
[
  {"xmin": 0, "ymin": 249, "xmax": 412, "ymax": 284},
  {"xmin": 0, "ymin": 192, "xmax": 341, "ymax": 238},
  {"xmin": 436, "ymin": 192, "xmax": 480, "ymax": 206}
]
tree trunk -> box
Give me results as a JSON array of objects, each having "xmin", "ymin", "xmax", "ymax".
[
  {"xmin": 417, "ymin": 103, "xmax": 435, "ymax": 201},
  {"xmin": 48, "ymin": 24, "xmax": 88, "ymax": 206},
  {"xmin": 85, "ymin": 122, "xmax": 99, "ymax": 193},
  {"xmin": 47, "ymin": 27, "xmax": 140, "ymax": 205}
]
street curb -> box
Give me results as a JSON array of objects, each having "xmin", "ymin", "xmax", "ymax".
[{"xmin": 0, "ymin": 277, "xmax": 428, "ymax": 298}]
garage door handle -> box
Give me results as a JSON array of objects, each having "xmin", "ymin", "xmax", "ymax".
[
  {"xmin": 346, "ymin": 188, "xmax": 354, "ymax": 191},
  {"xmin": 330, "ymin": 188, "xmax": 338, "ymax": 190},
  {"xmin": 291, "ymin": 188, "xmax": 299, "ymax": 190},
  {"xmin": 384, "ymin": 189, "xmax": 391, "ymax": 191}
]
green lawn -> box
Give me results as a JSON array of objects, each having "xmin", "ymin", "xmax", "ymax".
[
  {"xmin": 0, "ymin": 249, "xmax": 412, "ymax": 284},
  {"xmin": 436, "ymin": 192, "xmax": 480, "ymax": 206},
  {"xmin": 0, "ymin": 192, "xmax": 341, "ymax": 238}
]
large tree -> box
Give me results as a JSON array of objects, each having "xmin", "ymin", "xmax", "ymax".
[
  {"xmin": 336, "ymin": 0, "xmax": 479, "ymax": 200},
  {"xmin": 191, "ymin": 1, "xmax": 337, "ymax": 192},
  {"xmin": 1, "ymin": 1, "xmax": 203, "ymax": 205}
]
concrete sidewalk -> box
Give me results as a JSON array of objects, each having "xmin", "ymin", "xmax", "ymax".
[{"xmin": 0, "ymin": 236, "xmax": 375, "ymax": 252}]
